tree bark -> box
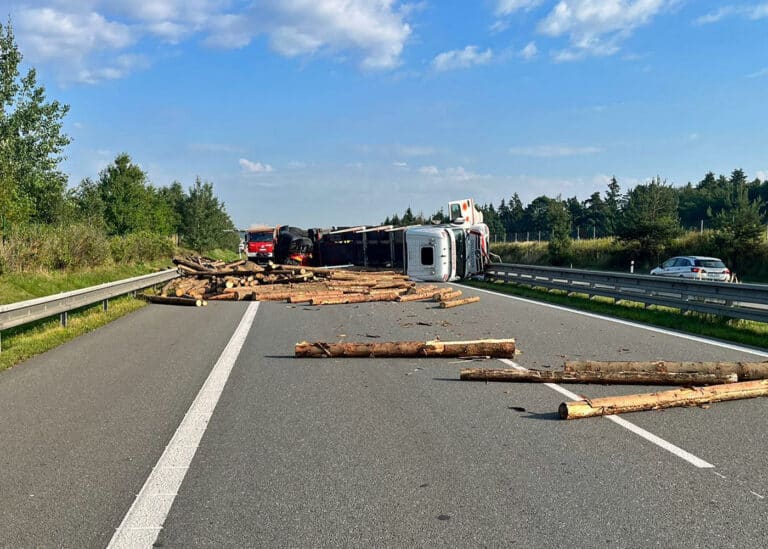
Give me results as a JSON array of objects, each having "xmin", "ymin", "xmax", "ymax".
[
  {"xmin": 559, "ymin": 379, "xmax": 768, "ymax": 419},
  {"xmin": 295, "ymin": 338, "xmax": 516, "ymax": 358},
  {"xmin": 397, "ymin": 292, "xmax": 436, "ymax": 302},
  {"xmin": 440, "ymin": 296, "xmax": 480, "ymax": 308},
  {"xmin": 434, "ymin": 290, "xmax": 462, "ymax": 301},
  {"xmin": 564, "ymin": 360, "xmax": 768, "ymax": 381},
  {"xmin": 459, "ymin": 368, "xmax": 737, "ymax": 385}
]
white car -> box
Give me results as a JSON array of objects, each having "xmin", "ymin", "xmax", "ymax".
[{"xmin": 650, "ymin": 256, "xmax": 731, "ymax": 281}]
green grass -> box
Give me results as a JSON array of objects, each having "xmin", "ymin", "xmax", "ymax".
[
  {"xmin": 462, "ymin": 279, "xmax": 768, "ymax": 350},
  {"xmin": 0, "ymin": 296, "xmax": 147, "ymax": 372},
  {"xmin": 0, "ymin": 260, "xmax": 175, "ymax": 372},
  {"xmin": 0, "ymin": 260, "xmax": 173, "ymax": 305}
]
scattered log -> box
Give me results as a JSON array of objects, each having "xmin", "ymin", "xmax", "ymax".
[
  {"xmin": 397, "ymin": 292, "xmax": 436, "ymax": 302},
  {"xmin": 172, "ymin": 257, "xmax": 214, "ymax": 272},
  {"xmin": 207, "ymin": 293, "xmax": 238, "ymax": 301},
  {"xmin": 459, "ymin": 368, "xmax": 737, "ymax": 385},
  {"xmin": 145, "ymin": 295, "xmax": 203, "ymax": 306},
  {"xmin": 295, "ymin": 338, "xmax": 516, "ymax": 358},
  {"xmin": 440, "ymin": 296, "xmax": 480, "ymax": 308},
  {"xmin": 564, "ymin": 360, "xmax": 768, "ymax": 381},
  {"xmin": 434, "ymin": 290, "xmax": 462, "ymax": 301},
  {"xmin": 559, "ymin": 379, "xmax": 768, "ymax": 419}
]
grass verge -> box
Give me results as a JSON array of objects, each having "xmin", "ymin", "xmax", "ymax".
[
  {"xmin": 0, "ymin": 260, "xmax": 173, "ymax": 305},
  {"xmin": 461, "ymin": 279, "xmax": 768, "ymax": 351},
  {"xmin": 0, "ymin": 296, "xmax": 147, "ymax": 373}
]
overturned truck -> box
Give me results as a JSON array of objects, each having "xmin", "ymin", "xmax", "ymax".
[{"xmin": 275, "ymin": 199, "xmax": 491, "ymax": 282}]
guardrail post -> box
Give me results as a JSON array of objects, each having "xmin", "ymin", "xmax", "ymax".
[
  {"xmin": 103, "ymin": 299, "xmax": 109, "ymax": 312},
  {"xmin": 60, "ymin": 312, "xmax": 68, "ymax": 328}
]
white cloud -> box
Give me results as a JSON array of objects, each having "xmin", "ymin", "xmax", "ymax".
[
  {"xmin": 693, "ymin": 6, "xmax": 736, "ymax": 25},
  {"xmin": 417, "ymin": 165, "xmax": 487, "ymax": 180},
  {"xmin": 694, "ymin": 3, "xmax": 768, "ymax": 24},
  {"xmin": 239, "ymin": 158, "xmax": 274, "ymax": 173},
  {"xmin": 756, "ymin": 170, "xmax": 767, "ymax": 181},
  {"xmin": 16, "ymin": 7, "xmax": 136, "ymax": 65},
  {"xmin": 206, "ymin": 1, "xmax": 412, "ymax": 69},
  {"xmin": 747, "ymin": 67, "xmax": 768, "ymax": 78},
  {"xmin": 495, "ymin": 0, "xmax": 543, "ymax": 16},
  {"xmin": 752, "ymin": 4, "xmax": 768, "ymax": 18},
  {"xmin": 432, "ymin": 45, "xmax": 493, "ymax": 71},
  {"xmin": 11, "ymin": 0, "xmax": 413, "ymax": 84},
  {"xmin": 508, "ymin": 145, "xmax": 602, "ymax": 157},
  {"xmin": 539, "ymin": 0, "xmax": 673, "ymax": 60},
  {"xmin": 520, "ymin": 41, "xmax": 538, "ymax": 59},
  {"xmin": 393, "ymin": 161, "xmax": 408, "ymax": 168}
]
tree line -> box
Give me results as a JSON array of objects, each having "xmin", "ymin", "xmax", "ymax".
[
  {"xmin": 386, "ymin": 171, "xmax": 767, "ymax": 265},
  {"xmin": 0, "ymin": 20, "xmax": 238, "ymax": 256}
]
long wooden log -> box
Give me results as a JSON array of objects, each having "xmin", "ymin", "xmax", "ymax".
[
  {"xmin": 287, "ymin": 291, "xmax": 345, "ymax": 303},
  {"xmin": 459, "ymin": 368, "xmax": 737, "ymax": 385},
  {"xmin": 310, "ymin": 292, "xmax": 400, "ymax": 305},
  {"xmin": 559, "ymin": 379, "xmax": 768, "ymax": 419},
  {"xmin": 295, "ymin": 338, "xmax": 516, "ymax": 358},
  {"xmin": 396, "ymin": 292, "xmax": 435, "ymax": 302},
  {"xmin": 440, "ymin": 296, "xmax": 480, "ymax": 308},
  {"xmin": 207, "ymin": 293, "xmax": 239, "ymax": 301},
  {"xmin": 172, "ymin": 257, "xmax": 213, "ymax": 272},
  {"xmin": 564, "ymin": 360, "xmax": 768, "ymax": 381},
  {"xmin": 145, "ymin": 294, "xmax": 203, "ymax": 306},
  {"xmin": 434, "ymin": 290, "xmax": 462, "ymax": 301}
]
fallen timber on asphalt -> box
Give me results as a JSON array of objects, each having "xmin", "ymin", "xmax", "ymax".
[
  {"xmin": 564, "ymin": 360, "xmax": 768, "ymax": 381},
  {"xmin": 150, "ymin": 255, "xmax": 477, "ymax": 307},
  {"xmin": 440, "ymin": 296, "xmax": 480, "ymax": 308},
  {"xmin": 559, "ymin": 379, "xmax": 768, "ymax": 419},
  {"xmin": 295, "ymin": 339, "xmax": 516, "ymax": 358},
  {"xmin": 459, "ymin": 368, "xmax": 737, "ymax": 385}
]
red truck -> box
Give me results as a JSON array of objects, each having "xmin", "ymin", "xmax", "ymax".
[{"xmin": 245, "ymin": 226, "xmax": 275, "ymax": 263}]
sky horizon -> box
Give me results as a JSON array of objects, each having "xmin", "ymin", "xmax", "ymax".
[{"xmin": 6, "ymin": 1, "xmax": 768, "ymax": 229}]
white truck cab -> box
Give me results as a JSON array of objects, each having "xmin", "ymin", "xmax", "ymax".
[{"xmin": 404, "ymin": 219, "xmax": 489, "ymax": 282}]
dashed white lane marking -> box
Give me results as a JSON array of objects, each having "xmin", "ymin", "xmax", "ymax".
[
  {"xmin": 470, "ymin": 285, "xmax": 768, "ymax": 359},
  {"xmin": 497, "ymin": 358, "xmax": 715, "ymax": 469},
  {"xmin": 714, "ymin": 472, "xmax": 728, "ymax": 479},
  {"xmin": 108, "ymin": 302, "xmax": 260, "ymax": 549},
  {"xmin": 750, "ymin": 491, "xmax": 765, "ymax": 499}
]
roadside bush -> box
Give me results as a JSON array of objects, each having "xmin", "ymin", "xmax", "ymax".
[
  {"xmin": 109, "ymin": 231, "xmax": 175, "ymax": 263},
  {"xmin": 0, "ymin": 224, "xmax": 110, "ymax": 271},
  {"xmin": 0, "ymin": 224, "xmax": 46, "ymax": 272},
  {"xmin": 41, "ymin": 224, "xmax": 111, "ymax": 270}
]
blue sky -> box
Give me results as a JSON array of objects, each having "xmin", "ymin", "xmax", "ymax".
[{"xmin": 7, "ymin": 1, "xmax": 768, "ymax": 228}]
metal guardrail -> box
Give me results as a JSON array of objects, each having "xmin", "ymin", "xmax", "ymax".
[
  {"xmin": 484, "ymin": 263, "xmax": 768, "ymax": 324},
  {"xmin": 0, "ymin": 269, "xmax": 179, "ymax": 350}
]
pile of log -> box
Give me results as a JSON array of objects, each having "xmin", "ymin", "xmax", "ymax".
[
  {"xmin": 459, "ymin": 359, "xmax": 768, "ymax": 419},
  {"xmin": 145, "ymin": 256, "xmax": 481, "ymax": 307}
]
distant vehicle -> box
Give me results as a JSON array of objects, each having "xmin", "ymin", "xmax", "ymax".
[
  {"xmin": 650, "ymin": 256, "xmax": 731, "ymax": 281},
  {"xmin": 245, "ymin": 226, "xmax": 275, "ymax": 263}
]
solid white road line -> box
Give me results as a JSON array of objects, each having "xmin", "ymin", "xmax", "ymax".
[
  {"xmin": 497, "ymin": 358, "xmax": 715, "ymax": 469},
  {"xmin": 108, "ymin": 302, "xmax": 260, "ymax": 549},
  {"xmin": 470, "ymin": 285, "xmax": 768, "ymax": 358}
]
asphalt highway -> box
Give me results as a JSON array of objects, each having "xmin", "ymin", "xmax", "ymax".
[{"xmin": 0, "ymin": 285, "xmax": 766, "ymax": 548}]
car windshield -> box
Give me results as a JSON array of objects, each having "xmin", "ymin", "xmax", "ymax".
[
  {"xmin": 694, "ymin": 259, "xmax": 725, "ymax": 268},
  {"xmin": 247, "ymin": 232, "xmax": 272, "ymax": 242}
]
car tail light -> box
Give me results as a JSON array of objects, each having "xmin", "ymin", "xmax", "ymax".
[
  {"xmin": 691, "ymin": 267, "xmax": 701, "ymax": 273},
  {"xmin": 724, "ymin": 269, "xmax": 730, "ymax": 275}
]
